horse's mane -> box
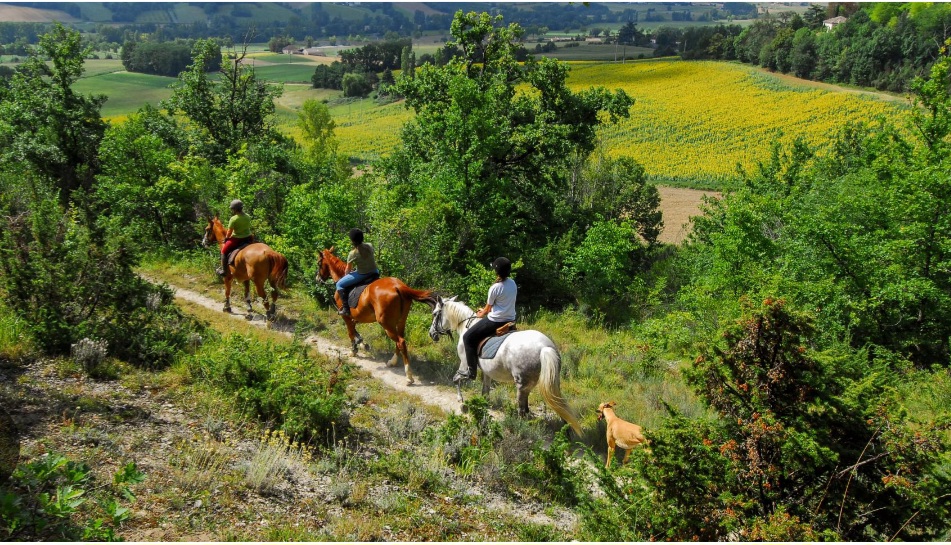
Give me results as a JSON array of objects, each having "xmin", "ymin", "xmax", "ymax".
[{"xmin": 443, "ymin": 299, "xmax": 475, "ymax": 329}]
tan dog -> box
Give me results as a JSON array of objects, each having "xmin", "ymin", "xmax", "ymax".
[{"xmin": 597, "ymin": 401, "xmax": 646, "ymax": 468}]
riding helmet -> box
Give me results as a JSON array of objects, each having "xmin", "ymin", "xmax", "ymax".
[
  {"xmin": 492, "ymin": 257, "xmax": 512, "ymax": 278},
  {"xmin": 230, "ymin": 199, "xmax": 243, "ymax": 212},
  {"xmin": 348, "ymin": 228, "xmax": 364, "ymax": 245}
]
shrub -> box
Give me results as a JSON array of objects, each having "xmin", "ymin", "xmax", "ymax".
[
  {"xmin": 186, "ymin": 334, "xmax": 350, "ymax": 440},
  {"xmin": 0, "ymin": 452, "xmax": 144, "ymax": 541},
  {"xmin": 0, "ymin": 178, "xmax": 206, "ymax": 367}
]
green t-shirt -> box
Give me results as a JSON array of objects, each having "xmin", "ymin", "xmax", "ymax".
[
  {"xmin": 227, "ymin": 213, "xmax": 252, "ymax": 239},
  {"xmin": 347, "ymin": 243, "xmax": 377, "ymax": 274}
]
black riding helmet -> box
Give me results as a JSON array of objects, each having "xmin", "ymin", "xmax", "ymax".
[
  {"xmin": 492, "ymin": 257, "xmax": 512, "ymax": 279},
  {"xmin": 348, "ymin": 228, "xmax": 364, "ymax": 245},
  {"xmin": 230, "ymin": 199, "xmax": 243, "ymax": 212}
]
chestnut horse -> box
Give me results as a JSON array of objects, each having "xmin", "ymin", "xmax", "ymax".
[
  {"xmin": 203, "ymin": 217, "xmax": 288, "ymax": 321},
  {"xmin": 316, "ymin": 247, "xmax": 437, "ymax": 385}
]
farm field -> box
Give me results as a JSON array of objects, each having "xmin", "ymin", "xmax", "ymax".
[
  {"xmin": 23, "ymin": 56, "xmax": 911, "ymax": 188},
  {"xmin": 329, "ymin": 58, "xmax": 910, "ymax": 187}
]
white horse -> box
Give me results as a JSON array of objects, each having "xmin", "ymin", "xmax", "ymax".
[{"xmin": 429, "ymin": 296, "xmax": 582, "ymax": 436}]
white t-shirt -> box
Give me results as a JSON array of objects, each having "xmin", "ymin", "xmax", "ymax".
[{"xmin": 486, "ymin": 278, "xmax": 517, "ymax": 322}]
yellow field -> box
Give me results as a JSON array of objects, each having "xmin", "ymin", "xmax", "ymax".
[
  {"xmin": 322, "ymin": 59, "xmax": 910, "ymax": 184},
  {"xmin": 569, "ymin": 59, "xmax": 909, "ymax": 184}
]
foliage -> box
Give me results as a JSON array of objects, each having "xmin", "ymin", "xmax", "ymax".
[
  {"xmin": 185, "ymin": 334, "xmax": 350, "ymax": 440},
  {"xmin": 162, "ymin": 39, "xmax": 283, "ymax": 163},
  {"xmin": 0, "ymin": 23, "xmax": 106, "ymax": 203},
  {"xmin": 566, "ymin": 300, "xmax": 950, "ymax": 541},
  {"xmin": 0, "ymin": 452, "xmax": 144, "ymax": 541},
  {"xmin": 373, "ymin": 10, "xmax": 638, "ymax": 306},
  {"xmin": 0, "ymin": 176, "xmax": 206, "ymax": 367},
  {"xmin": 120, "ymin": 40, "xmax": 214, "ymax": 77},
  {"xmin": 94, "ymin": 105, "xmax": 202, "ymax": 251}
]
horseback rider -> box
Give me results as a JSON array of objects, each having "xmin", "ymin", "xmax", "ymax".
[
  {"xmin": 217, "ymin": 199, "xmax": 254, "ymax": 276},
  {"xmin": 453, "ymin": 257, "xmax": 517, "ymax": 384},
  {"xmin": 335, "ymin": 228, "xmax": 380, "ymax": 316}
]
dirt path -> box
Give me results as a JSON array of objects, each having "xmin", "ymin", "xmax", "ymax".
[{"xmin": 161, "ymin": 281, "xmax": 469, "ymax": 415}]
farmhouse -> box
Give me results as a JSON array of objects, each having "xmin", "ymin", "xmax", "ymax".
[
  {"xmin": 281, "ymin": 45, "xmax": 302, "ymax": 55},
  {"xmin": 302, "ymin": 47, "xmax": 326, "ymax": 56},
  {"xmin": 823, "ymin": 16, "xmax": 848, "ymax": 30}
]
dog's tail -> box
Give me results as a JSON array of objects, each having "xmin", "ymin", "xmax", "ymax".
[{"xmin": 538, "ymin": 346, "xmax": 582, "ymax": 437}]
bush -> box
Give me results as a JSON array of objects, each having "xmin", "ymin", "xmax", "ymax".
[
  {"xmin": 0, "ymin": 177, "xmax": 206, "ymax": 368},
  {"xmin": 0, "ymin": 452, "xmax": 144, "ymax": 541},
  {"xmin": 186, "ymin": 334, "xmax": 350, "ymax": 440}
]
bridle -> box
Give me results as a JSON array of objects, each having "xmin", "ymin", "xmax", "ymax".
[
  {"xmin": 429, "ymin": 304, "xmax": 454, "ymax": 342},
  {"xmin": 429, "ymin": 301, "xmax": 479, "ymax": 342}
]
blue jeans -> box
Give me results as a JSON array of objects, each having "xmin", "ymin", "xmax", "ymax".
[{"xmin": 336, "ymin": 270, "xmax": 379, "ymax": 309}]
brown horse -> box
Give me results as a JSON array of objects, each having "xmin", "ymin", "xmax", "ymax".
[
  {"xmin": 316, "ymin": 247, "xmax": 437, "ymax": 385},
  {"xmin": 203, "ymin": 216, "xmax": 288, "ymax": 322}
]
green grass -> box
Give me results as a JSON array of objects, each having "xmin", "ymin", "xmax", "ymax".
[
  {"xmin": 252, "ymin": 63, "xmax": 319, "ymax": 84},
  {"xmin": 0, "ymin": 301, "xmax": 32, "ymax": 361},
  {"xmin": 72, "ymin": 70, "xmax": 175, "ymax": 118}
]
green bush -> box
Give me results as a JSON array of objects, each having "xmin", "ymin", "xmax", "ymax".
[
  {"xmin": 0, "ymin": 452, "xmax": 144, "ymax": 541},
  {"xmin": 186, "ymin": 334, "xmax": 350, "ymax": 440},
  {"xmin": 0, "ymin": 177, "xmax": 206, "ymax": 367}
]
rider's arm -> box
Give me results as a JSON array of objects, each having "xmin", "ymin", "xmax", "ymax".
[
  {"xmin": 225, "ymin": 228, "xmax": 234, "ymax": 239},
  {"xmin": 476, "ymin": 304, "xmax": 492, "ymax": 318}
]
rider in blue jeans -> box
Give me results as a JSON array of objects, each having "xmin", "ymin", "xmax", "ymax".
[
  {"xmin": 454, "ymin": 257, "xmax": 517, "ymax": 383},
  {"xmin": 336, "ymin": 228, "xmax": 380, "ymax": 316}
]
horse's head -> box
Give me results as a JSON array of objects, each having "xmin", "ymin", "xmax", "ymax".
[
  {"xmin": 202, "ymin": 216, "xmax": 224, "ymax": 248},
  {"xmin": 315, "ymin": 246, "xmax": 336, "ymax": 283},
  {"xmin": 429, "ymin": 295, "xmax": 458, "ymax": 342}
]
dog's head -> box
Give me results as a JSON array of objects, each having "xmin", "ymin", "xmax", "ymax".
[{"xmin": 596, "ymin": 401, "xmax": 616, "ymax": 421}]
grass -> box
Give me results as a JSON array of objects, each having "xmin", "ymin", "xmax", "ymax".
[{"xmin": 72, "ymin": 70, "xmax": 175, "ymax": 118}]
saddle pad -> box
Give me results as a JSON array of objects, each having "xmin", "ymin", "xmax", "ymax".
[
  {"xmin": 346, "ymin": 274, "xmax": 381, "ymax": 308},
  {"xmin": 347, "ymin": 284, "xmax": 369, "ymax": 309},
  {"xmin": 226, "ymin": 240, "xmax": 255, "ymax": 266},
  {"xmin": 479, "ymin": 332, "xmax": 514, "ymax": 360}
]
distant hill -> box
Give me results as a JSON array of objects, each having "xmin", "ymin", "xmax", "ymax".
[{"xmin": 0, "ymin": 3, "xmax": 80, "ymax": 22}]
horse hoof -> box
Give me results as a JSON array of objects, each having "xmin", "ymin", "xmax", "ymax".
[
  {"xmin": 245, "ymin": 314, "xmax": 253, "ymax": 321},
  {"xmin": 406, "ymin": 377, "xmax": 415, "ymax": 386},
  {"xmin": 223, "ymin": 306, "xmax": 232, "ymax": 313}
]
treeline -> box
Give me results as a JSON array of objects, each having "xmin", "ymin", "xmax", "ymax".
[
  {"xmin": 675, "ymin": 3, "xmax": 951, "ymax": 91},
  {"xmin": 120, "ymin": 39, "xmax": 222, "ymax": 77}
]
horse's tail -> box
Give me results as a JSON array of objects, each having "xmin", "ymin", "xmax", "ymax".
[
  {"xmin": 538, "ymin": 346, "xmax": 582, "ymax": 437},
  {"xmin": 268, "ymin": 252, "xmax": 289, "ymax": 290},
  {"xmin": 399, "ymin": 285, "xmax": 438, "ymax": 311}
]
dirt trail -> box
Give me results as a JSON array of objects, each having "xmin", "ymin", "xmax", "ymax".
[{"xmin": 161, "ymin": 281, "xmax": 470, "ymax": 415}]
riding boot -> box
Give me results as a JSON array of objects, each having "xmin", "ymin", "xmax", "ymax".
[
  {"xmin": 337, "ymin": 305, "xmax": 350, "ymax": 316},
  {"xmin": 217, "ymin": 254, "xmax": 227, "ymax": 277}
]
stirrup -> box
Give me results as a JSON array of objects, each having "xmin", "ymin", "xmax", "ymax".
[
  {"xmin": 337, "ymin": 307, "xmax": 350, "ymax": 316},
  {"xmin": 215, "ymin": 267, "xmax": 225, "ymax": 276}
]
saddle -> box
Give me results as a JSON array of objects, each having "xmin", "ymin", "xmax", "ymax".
[
  {"xmin": 346, "ymin": 273, "xmax": 381, "ymax": 309},
  {"xmin": 226, "ymin": 238, "xmax": 255, "ymax": 266},
  {"xmin": 477, "ymin": 322, "xmax": 517, "ymax": 360}
]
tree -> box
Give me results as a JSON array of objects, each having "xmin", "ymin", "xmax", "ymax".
[
  {"xmin": 162, "ymin": 39, "xmax": 282, "ymax": 162},
  {"xmin": 378, "ymin": 11, "xmax": 633, "ymax": 300},
  {"xmin": 0, "ymin": 23, "xmax": 106, "ymax": 203}
]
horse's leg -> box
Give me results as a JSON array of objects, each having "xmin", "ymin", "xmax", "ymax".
[
  {"xmin": 481, "ymin": 366, "xmax": 492, "ymax": 397},
  {"xmin": 243, "ymin": 280, "xmax": 254, "ymax": 318},
  {"xmin": 267, "ymin": 278, "xmax": 279, "ymax": 321},
  {"xmin": 252, "ymin": 277, "xmax": 269, "ymax": 317},
  {"xmin": 515, "ymin": 379, "xmax": 533, "ymax": 418},
  {"xmin": 380, "ymin": 322, "xmax": 413, "ymax": 385},
  {"xmin": 223, "ymin": 276, "xmax": 232, "ymax": 312}
]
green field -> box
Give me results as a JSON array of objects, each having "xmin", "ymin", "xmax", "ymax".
[{"xmin": 72, "ymin": 70, "xmax": 176, "ymax": 119}]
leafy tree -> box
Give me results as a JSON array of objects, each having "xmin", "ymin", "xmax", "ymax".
[
  {"xmin": 162, "ymin": 39, "xmax": 282, "ymax": 162},
  {"xmin": 378, "ymin": 10, "xmax": 633, "ymax": 300},
  {"xmin": 94, "ymin": 106, "xmax": 200, "ymax": 251},
  {"xmin": 341, "ymin": 71, "xmax": 372, "ymax": 97},
  {"xmin": 0, "ymin": 23, "xmax": 105, "ymax": 203}
]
